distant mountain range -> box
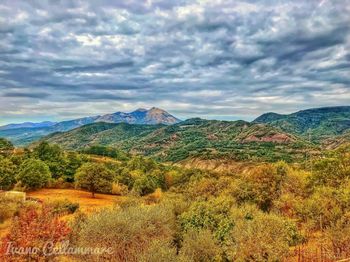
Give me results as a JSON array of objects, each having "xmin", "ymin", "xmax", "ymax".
[
  {"xmin": 0, "ymin": 107, "xmax": 180, "ymax": 145},
  {"xmin": 0, "ymin": 121, "xmax": 56, "ymax": 131},
  {"xmin": 1, "ymin": 106, "xmax": 350, "ymax": 163}
]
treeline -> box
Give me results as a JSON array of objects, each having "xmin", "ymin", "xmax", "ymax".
[{"xmin": 0, "ymin": 139, "xmax": 205, "ymax": 197}]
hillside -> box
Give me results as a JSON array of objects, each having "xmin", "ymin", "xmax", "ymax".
[
  {"xmin": 43, "ymin": 118, "xmax": 313, "ymax": 162},
  {"xmin": 0, "ymin": 108, "xmax": 180, "ymax": 146},
  {"xmin": 254, "ymin": 106, "xmax": 350, "ymax": 141}
]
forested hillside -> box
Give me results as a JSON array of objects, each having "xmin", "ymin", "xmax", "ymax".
[{"xmin": 42, "ymin": 118, "xmax": 314, "ymax": 162}]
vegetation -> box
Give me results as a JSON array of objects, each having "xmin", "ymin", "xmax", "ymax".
[
  {"xmin": 0, "ymin": 138, "xmax": 14, "ymax": 155},
  {"xmin": 41, "ymin": 119, "xmax": 316, "ymax": 163},
  {"xmin": 254, "ymin": 106, "xmax": 350, "ymax": 141},
  {"xmin": 16, "ymin": 159, "xmax": 51, "ymax": 190},
  {"xmin": 75, "ymin": 163, "xmax": 114, "ymax": 198},
  {"xmin": 0, "ymin": 108, "xmax": 349, "ymax": 261}
]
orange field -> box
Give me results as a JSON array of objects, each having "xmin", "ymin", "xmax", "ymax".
[{"xmin": 27, "ymin": 189, "xmax": 124, "ymax": 212}]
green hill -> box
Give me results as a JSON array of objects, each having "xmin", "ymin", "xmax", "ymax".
[
  {"xmin": 43, "ymin": 118, "xmax": 313, "ymax": 163},
  {"xmin": 253, "ymin": 106, "xmax": 350, "ymax": 141}
]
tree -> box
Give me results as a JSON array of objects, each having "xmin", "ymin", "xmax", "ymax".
[
  {"xmin": 16, "ymin": 159, "xmax": 51, "ymax": 190},
  {"xmin": 0, "ymin": 158, "xmax": 16, "ymax": 190},
  {"xmin": 0, "ymin": 138, "xmax": 14, "ymax": 155},
  {"xmin": 33, "ymin": 141, "xmax": 66, "ymax": 179},
  {"xmin": 234, "ymin": 163, "xmax": 286, "ymax": 212},
  {"xmin": 75, "ymin": 162, "xmax": 113, "ymax": 198}
]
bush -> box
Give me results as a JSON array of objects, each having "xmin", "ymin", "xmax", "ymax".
[
  {"xmin": 137, "ymin": 240, "xmax": 177, "ymax": 262},
  {"xmin": 180, "ymin": 196, "xmax": 235, "ymax": 242},
  {"xmin": 0, "ymin": 196, "xmax": 21, "ymax": 223},
  {"xmin": 46, "ymin": 198, "xmax": 80, "ymax": 214},
  {"xmin": 228, "ymin": 205, "xmax": 299, "ymax": 261},
  {"xmin": 179, "ymin": 229, "xmax": 223, "ymax": 262},
  {"xmin": 0, "ymin": 205, "xmax": 71, "ymax": 261},
  {"xmin": 133, "ymin": 174, "xmax": 161, "ymax": 196},
  {"xmin": 73, "ymin": 204, "xmax": 176, "ymax": 261}
]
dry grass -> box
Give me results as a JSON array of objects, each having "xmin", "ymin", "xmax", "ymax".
[
  {"xmin": 27, "ymin": 189, "xmax": 124, "ymax": 213},
  {"xmin": 0, "ymin": 220, "xmax": 11, "ymax": 238}
]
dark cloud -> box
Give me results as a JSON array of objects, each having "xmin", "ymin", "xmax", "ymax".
[
  {"xmin": 3, "ymin": 91, "xmax": 49, "ymax": 99},
  {"xmin": 55, "ymin": 61, "xmax": 135, "ymax": 73},
  {"xmin": 0, "ymin": 0, "xmax": 349, "ymax": 124}
]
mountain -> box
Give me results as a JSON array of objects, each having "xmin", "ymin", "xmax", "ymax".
[
  {"xmin": 253, "ymin": 106, "xmax": 350, "ymax": 141},
  {"xmin": 0, "ymin": 121, "xmax": 56, "ymax": 131},
  {"xmin": 42, "ymin": 118, "xmax": 312, "ymax": 163},
  {"xmin": 96, "ymin": 107, "xmax": 181, "ymax": 125},
  {"xmin": 0, "ymin": 108, "xmax": 180, "ymax": 145}
]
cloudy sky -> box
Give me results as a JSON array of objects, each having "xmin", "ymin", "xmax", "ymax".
[{"xmin": 0, "ymin": 0, "xmax": 350, "ymax": 124}]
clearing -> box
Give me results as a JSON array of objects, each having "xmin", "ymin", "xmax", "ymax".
[{"xmin": 27, "ymin": 188, "xmax": 124, "ymax": 212}]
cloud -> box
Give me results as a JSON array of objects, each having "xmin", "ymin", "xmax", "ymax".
[{"xmin": 0, "ymin": 0, "xmax": 350, "ymax": 123}]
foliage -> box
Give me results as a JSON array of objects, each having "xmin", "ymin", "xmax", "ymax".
[
  {"xmin": 75, "ymin": 162, "xmax": 114, "ymax": 197},
  {"xmin": 228, "ymin": 206, "xmax": 299, "ymax": 261},
  {"xmin": 16, "ymin": 158, "xmax": 51, "ymax": 190},
  {"xmin": 232, "ymin": 163, "xmax": 286, "ymax": 211},
  {"xmin": 0, "ymin": 205, "xmax": 71, "ymax": 261},
  {"xmin": 46, "ymin": 198, "xmax": 80, "ymax": 214},
  {"xmin": 44, "ymin": 119, "xmax": 314, "ymax": 163},
  {"xmin": 179, "ymin": 229, "xmax": 223, "ymax": 262},
  {"xmin": 0, "ymin": 138, "xmax": 14, "ymax": 155},
  {"xmin": 308, "ymin": 146, "xmax": 350, "ymax": 187},
  {"xmin": 73, "ymin": 204, "xmax": 176, "ymax": 261},
  {"xmin": 0, "ymin": 158, "xmax": 16, "ymax": 190},
  {"xmin": 83, "ymin": 145, "xmax": 129, "ymax": 160}
]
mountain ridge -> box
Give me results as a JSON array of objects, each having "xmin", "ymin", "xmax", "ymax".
[
  {"xmin": 41, "ymin": 118, "xmax": 312, "ymax": 163},
  {"xmin": 253, "ymin": 106, "xmax": 350, "ymax": 139},
  {"xmin": 0, "ymin": 108, "xmax": 180, "ymax": 145}
]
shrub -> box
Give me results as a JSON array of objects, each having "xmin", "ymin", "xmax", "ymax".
[
  {"xmin": 324, "ymin": 212, "xmax": 350, "ymax": 259},
  {"xmin": 0, "ymin": 196, "xmax": 21, "ymax": 223},
  {"xmin": 74, "ymin": 204, "xmax": 176, "ymax": 261},
  {"xmin": 228, "ymin": 206, "xmax": 299, "ymax": 261},
  {"xmin": 133, "ymin": 174, "xmax": 160, "ymax": 196},
  {"xmin": 0, "ymin": 205, "xmax": 71, "ymax": 261},
  {"xmin": 46, "ymin": 198, "xmax": 80, "ymax": 214},
  {"xmin": 180, "ymin": 196, "xmax": 235, "ymax": 242},
  {"xmin": 137, "ymin": 240, "xmax": 177, "ymax": 262},
  {"xmin": 179, "ymin": 229, "xmax": 223, "ymax": 262}
]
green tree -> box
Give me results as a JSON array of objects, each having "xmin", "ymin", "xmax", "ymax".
[
  {"xmin": 75, "ymin": 163, "xmax": 113, "ymax": 197},
  {"xmin": 16, "ymin": 159, "xmax": 51, "ymax": 190},
  {"xmin": 33, "ymin": 141, "xmax": 66, "ymax": 179},
  {"xmin": 0, "ymin": 138, "xmax": 14, "ymax": 155},
  {"xmin": 0, "ymin": 158, "xmax": 16, "ymax": 190}
]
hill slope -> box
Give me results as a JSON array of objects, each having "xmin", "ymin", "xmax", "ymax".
[
  {"xmin": 43, "ymin": 118, "xmax": 312, "ymax": 162},
  {"xmin": 253, "ymin": 106, "xmax": 350, "ymax": 141}
]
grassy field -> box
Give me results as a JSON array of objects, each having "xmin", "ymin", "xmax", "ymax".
[{"xmin": 27, "ymin": 189, "xmax": 124, "ymax": 212}]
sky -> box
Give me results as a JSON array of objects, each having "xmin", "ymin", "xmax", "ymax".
[{"xmin": 0, "ymin": 0, "xmax": 350, "ymax": 124}]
